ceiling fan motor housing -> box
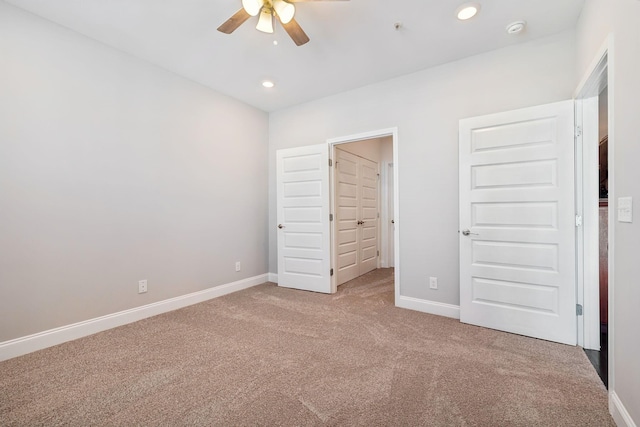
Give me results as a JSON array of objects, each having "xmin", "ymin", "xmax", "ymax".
[{"xmin": 219, "ymin": 0, "xmax": 349, "ymax": 46}]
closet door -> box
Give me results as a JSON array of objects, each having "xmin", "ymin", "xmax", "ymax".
[
  {"xmin": 358, "ymin": 157, "xmax": 379, "ymax": 275},
  {"xmin": 335, "ymin": 148, "xmax": 379, "ymax": 286},
  {"xmin": 336, "ymin": 149, "xmax": 360, "ymax": 284}
]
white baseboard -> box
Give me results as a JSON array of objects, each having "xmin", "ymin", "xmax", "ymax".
[
  {"xmin": 268, "ymin": 272, "xmax": 278, "ymax": 283},
  {"xmin": 396, "ymin": 295, "xmax": 460, "ymax": 319},
  {"xmin": 0, "ymin": 274, "xmax": 268, "ymax": 362},
  {"xmin": 611, "ymin": 391, "xmax": 638, "ymax": 427}
]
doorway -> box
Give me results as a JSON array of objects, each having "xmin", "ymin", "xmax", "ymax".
[
  {"xmin": 328, "ymin": 128, "xmax": 399, "ymax": 296},
  {"xmin": 274, "ymin": 128, "xmax": 399, "ymax": 296},
  {"xmin": 580, "ymin": 84, "xmax": 610, "ymax": 388},
  {"xmin": 574, "ymin": 44, "xmax": 611, "ymax": 389}
]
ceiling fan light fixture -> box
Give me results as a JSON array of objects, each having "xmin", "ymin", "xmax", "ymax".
[
  {"xmin": 242, "ymin": 0, "xmax": 264, "ymax": 16},
  {"xmin": 456, "ymin": 3, "xmax": 480, "ymax": 21},
  {"xmin": 273, "ymin": 0, "xmax": 295, "ymax": 24},
  {"xmin": 256, "ymin": 8, "xmax": 274, "ymax": 33}
]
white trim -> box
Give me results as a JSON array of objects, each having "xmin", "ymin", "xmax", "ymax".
[
  {"xmin": 326, "ymin": 128, "xmax": 398, "ymax": 146},
  {"xmin": 392, "ymin": 129, "xmax": 399, "ymax": 308},
  {"xmin": 574, "ymin": 35, "xmax": 615, "ymax": 391},
  {"xmin": 380, "ymin": 161, "xmax": 391, "ymax": 268},
  {"xmin": 268, "ymin": 272, "xmax": 278, "ymax": 283},
  {"xmin": 326, "ymin": 127, "xmax": 399, "ymax": 298},
  {"xmin": 606, "ymin": 35, "xmax": 616, "ymax": 395},
  {"xmin": 396, "ymin": 296, "xmax": 460, "ymax": 319},
  {"xmin": 380, "ymin": 160, "xmax": 388, "ymax": 268},
  {"xmin": 610, "ymin": 391, "xmax": 638, "ymax": 427},
  {"xmin": 575, "ymin": 98, "xmax": 585, "ymax": 348},
  {"xmin": 575, "ymin": 96, "xmax": 602, "ymax": 350},
  {"xmin": 574, "ymin": 34, "xmax": 615, "ymax": 352},
  {"xmin": 575, "ymin": 36, "xmax": 611, "ymax": 99},
  {"xmin": 387, "ymin": 162, "xmax": 395, "ymax": 268},
  {"xmin": 0, "ymin": 274, "xmax": 268, "ymax": 362}
]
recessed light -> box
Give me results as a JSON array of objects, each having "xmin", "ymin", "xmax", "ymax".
[
  {"xmin": 262, "ymin": 80, "xmax": 275, "ymax": 88},
  {"xmin": 456, "ymin": 3, "xmax": 480, "ymax": 21},
  {"xmin": 273, "ymin": 40, "xmax": 279, "ymax": 46}
]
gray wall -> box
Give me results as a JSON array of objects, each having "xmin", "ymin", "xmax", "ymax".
[
  {"xmin": 577, "ymin": 0, "xmax": 640, "ymax": 423},
  {"xmin": 268, "ymin": 32, "xmax": 577, "ymax": 306},
  {"xmin": 0, "ymin": 3, "xmax": 269, "ymax": 342}
]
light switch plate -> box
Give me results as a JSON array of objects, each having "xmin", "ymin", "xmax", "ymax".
[{"xmin": 618, "ymin": 197, "xmax": 633, "ymax": 223}]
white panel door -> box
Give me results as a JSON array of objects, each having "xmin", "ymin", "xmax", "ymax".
[
  {"xmin": 335, "ymin": 149, "xmax": 360, "ymax": 284},
  {"xmin": 359, "ymin": 157, "xmax": 379, "ymax": 275},
  {"xmin": 277, "ymin": 144, "xmax": 332, "ymax": 294},
  {"xmin": 459, "ymin": 100, "xmax": 577, "ymax": 345},
  {"xmin": 335, "ymin": 149, "xmax": 379, "ymax": 286}
]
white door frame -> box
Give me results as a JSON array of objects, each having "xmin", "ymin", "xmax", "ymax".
[
  {"xmin": 574, "ymin": 36, "xmax": 612, "ymax": 353},
  {"xmin": 381, "ymin": 162, "xmax": 394, "ymax": 268},
  {"xmin": 327, "ymin": 128, "xmax": 399, "ymax": 296},
  {"xmin": 575, "ymin": 96, "xmax": 600, "ymax": 350}
]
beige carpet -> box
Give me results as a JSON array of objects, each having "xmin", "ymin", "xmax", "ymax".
[{"xmin": 1, "ymin": 268, "xmax": 613, "ymax": 426}]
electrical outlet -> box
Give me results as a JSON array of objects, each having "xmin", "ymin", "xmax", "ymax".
[
  {"xmin": 429, "ymin": 277, "xmax": 438, "ymax": 290},
  {"xmin": 138, "ymin": 279, "xmax": 147, "ymax": 294},
  {"xmin": 235, "ymin": 261, "xmax": 241, "ymax": 272}
]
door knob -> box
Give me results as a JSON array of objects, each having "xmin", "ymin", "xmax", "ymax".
[
  {"xmin": 461, "ymin": 229, "xmax": 478, "ymax": 236},
  {"xmin": 391, "ymin": 219, "xmax": 395, "ymax": 224},
  {"xmin": 278, "ymin": 224, "xmax": 285, "ymax": 229}
]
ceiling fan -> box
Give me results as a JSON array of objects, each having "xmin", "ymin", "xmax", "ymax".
[{"xmin": 217, "ymin": 0, "xmax": 349, "ymax": 46}]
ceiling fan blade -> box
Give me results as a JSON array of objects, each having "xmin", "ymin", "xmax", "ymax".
[
  {"xmin": 280, "ymin": 17, "xmax": 310, "ymax": 46},
  {"xmin": 217, "ymin": 8, "xmax": 251, "ymax": 34}
]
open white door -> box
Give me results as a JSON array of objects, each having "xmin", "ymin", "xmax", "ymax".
[
  {"xmin": 459, "ymin": 100, "xmax": 577, "ymax": 346},
  {"xmin": 276, "ymin": 144, "xmax": 332, "ymax": 294}
]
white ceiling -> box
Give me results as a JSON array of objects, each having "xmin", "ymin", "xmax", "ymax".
[{"xmin": 4, "ymin": 0, "xmax": 585, "ymax": 112}]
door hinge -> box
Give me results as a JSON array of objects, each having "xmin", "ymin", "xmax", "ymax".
[
  {"xmin": 330, "ymin": 268, "xmax": 334, "ymax": 276},
  {"xmin": 328, "ymin": 158, "xmax": 333, "ymax": 167},
  {"xmin": 575, "ymin": 215, "xmax": 583, "ymax": 227},
  {"xmin": 377, "ymin": 250, "xmax": 380, "ymax": 257},
  {"xmin": 377, "ymin": 212, "xmax": 380, "ymax": 218},
  {"xmin": 575, "ymin": 126, "xmax": 583, "ymax": 138},
  {"xmin": 329, "ymin": 214, "xmax": 333, "ymax": 221},
  {"xmin": 576, "ymin": 304, "xmax": 583, "ymax": 316}
]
